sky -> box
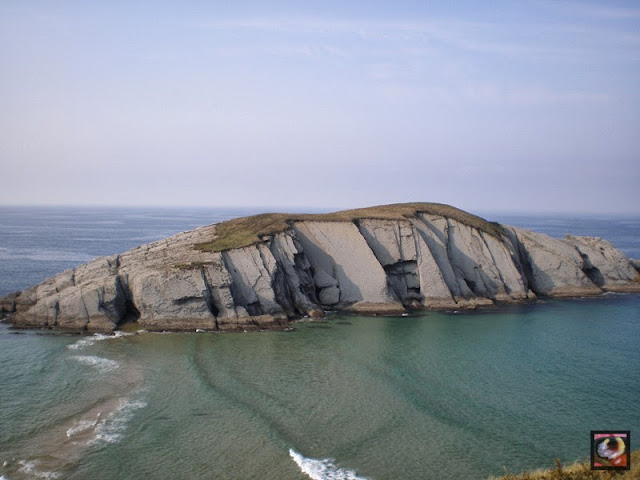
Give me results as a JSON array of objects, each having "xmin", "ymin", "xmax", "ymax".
[{"xmin": 1, "ymin": 0, "xmax": 639, "ymax": 214}]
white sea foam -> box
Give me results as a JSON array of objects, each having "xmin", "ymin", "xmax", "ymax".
[
  {"xmin": 1, "ymin": 474, "xmax": 10, "ymax": 480},
  {"xmin": 67, "ymin": 334, "xmax": 111, "ymax": 350},
  {"xmin": 67, "ymin": 331, "xmax": 130, "ymax": 351},
  {"xmin": 66, "ymin": 416, "xmax": 100, "ymax": 438},
  {"xmin": 94, "ymin": 398, "xmax": 147, "ymax": 444},
  {"xmin": 289, "ymin": 449, "xmax": 370, "ymax": 480},
  {"xmin": 65, "ymin": 397, "xmax": 146, "ymax": 446},
  {"xmin": 69, "ymin": 355, "xmax": 120, "ymax": 372},
  {"xmin": 17, "ymin": 460, "xmax": 60, "ymax": 479}
]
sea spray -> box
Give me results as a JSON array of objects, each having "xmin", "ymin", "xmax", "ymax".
[{"xmin": 289, "ymin": 449, "xmax": 370, "ymax": 480}]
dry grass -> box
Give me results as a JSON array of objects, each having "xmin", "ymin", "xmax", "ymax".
[
  {"xmin": 490, "ymin": 449, "xmax": 639, "ymax": 480},
  {"xmin": 195, "ymin": 202, "xmax": 504, "ymax": 252}
]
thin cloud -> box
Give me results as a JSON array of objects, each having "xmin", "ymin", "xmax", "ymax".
[
  {"xmin": 541, "ymin": 1, "xmax": 640, "ymax": 20},
  {"xmin": 194, "ymin": 15, "xmax": 637, "ymax": 62},
  {"xmin": 374, "ymin": 83, "xmax": 614, "ymax": 107}
]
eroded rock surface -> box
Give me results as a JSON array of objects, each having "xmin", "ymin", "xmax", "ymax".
[{"xmin": 2, "ymin": 205, "xmax": 638, "ymax": 332}]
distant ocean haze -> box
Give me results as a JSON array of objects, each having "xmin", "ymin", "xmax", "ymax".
[{"xmin": 0, "ymin": 206, "xmax": 266, "ymax": 297}]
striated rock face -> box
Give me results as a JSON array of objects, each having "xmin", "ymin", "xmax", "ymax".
[{"xmin": 1, "ymin": 203, "xmax": 639, "ymax": 332}]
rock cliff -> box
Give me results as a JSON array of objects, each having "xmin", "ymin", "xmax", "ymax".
[{"xmin": 1, "ymin": 203, "xmax": 639, "ymax": 332}]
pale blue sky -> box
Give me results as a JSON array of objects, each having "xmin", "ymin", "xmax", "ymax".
[{"xmin": 1, "ymin": 1, "xmax": 639, "ymax": 213}]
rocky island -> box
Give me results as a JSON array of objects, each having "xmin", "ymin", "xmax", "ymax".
[{"xmin": 1, "ymin": 203, "xmax": 639, "ymax": 332}]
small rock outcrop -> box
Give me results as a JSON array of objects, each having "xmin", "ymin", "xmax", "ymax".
[{"xmin": 1, "ymin": 203, "xmax": 638, "ymax": 332}]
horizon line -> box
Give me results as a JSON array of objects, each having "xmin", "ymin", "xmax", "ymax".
[{"xmin": 0, "ymin": 202, "xmax": 639, "ymax": 217}]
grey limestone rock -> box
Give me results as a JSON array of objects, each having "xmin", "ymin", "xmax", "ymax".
[
  {"xmin": 268, "ymin": 232, "xmax": 318, "ymax": 315},
  {"xmin": 293, "ymin": 221, "xmax": 399, "ymax": 309},
  {"xmin": 222, "ymin": 245, "xmax": 283, "ymax": 317},
  {"xmin": 412, "ymin": 224, "xmax": 456, "ymax": 308},
  {"xmin": 412, "ymin": 215, "xmax": 485, "ymax": 306},
  {"xmin": 564, "ymin": 235, "xmax": 640, "ymax": 292},
  {"xmin": 130, "ymin": 269, "xmax": 215, "ymax": 331},
  {"xmin": 2, "ymin": 204, "xmax": 638, "ymax": 332},
  {"xmin": 357, "ymin": 219, "xmax": 421, "ymax": 305},
  {"xmin": 313, "ymin": 270, "xmax": 340, "ymax": 306},
  {"xmin": 513, "ymin": 228, "xmax": 603, "ymax": 296}
]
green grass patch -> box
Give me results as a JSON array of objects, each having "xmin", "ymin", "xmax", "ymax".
[{"xmin": 195, "ymin": 202, "xmax": 504, "ymax": 252}]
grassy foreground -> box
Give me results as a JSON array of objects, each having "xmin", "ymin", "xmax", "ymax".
[
  {"xmin": 490, "ymin": 449, "xmax": 639, "ymax": 480},
  {"xmin": 196, "ymin": 202, "xmax": 504, "ymax": 252}
]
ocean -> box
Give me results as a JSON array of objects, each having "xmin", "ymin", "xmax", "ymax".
[{"xmin": 0, "ymin": 207, "xmax": 638, "ymax": 480}]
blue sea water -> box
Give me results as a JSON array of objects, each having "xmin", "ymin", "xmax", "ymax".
[{"xmin": 0, "ymin": 207, "xmax": 638, "ymax": 480}]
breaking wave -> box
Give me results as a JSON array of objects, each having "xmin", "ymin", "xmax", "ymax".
[
  {"xmin": 66, "ymin": 417, "xmax": 101, "ymax": 438},
  {"xmin": 69, "ymin": 355, "xmax": 120, "ymax": 372},
  {"xmin": 67, "ymin": 331, "xmax": 130, "ymax": 351},
  {"xmin": 289, "ymin": 449, "xmax": 370, "ymax": 480},
  {"xmin": 17, "ymin": 461, "xmax": 60, "ymax": 479},
  {"xmin": 94, "ymin": 398, "xmax": 147, "ymax": 444},
  {"xmin": 64, "ymin": 397, "xmax": 147, "ymax": 446}
]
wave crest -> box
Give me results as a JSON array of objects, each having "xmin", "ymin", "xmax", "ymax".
[
  {"xmin": 289, "ymin": 449, "xmax": 370, "ymax": 480},
  {"xmin": 69, "ymin": 355, "xmax": 120, "ymax": 372},
  {"xmin": 67, "ymin": 331, "xmax": 131, "ymax": 351}
]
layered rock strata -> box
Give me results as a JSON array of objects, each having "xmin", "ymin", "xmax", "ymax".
[{"xmin": 1, "ymin": 204, "xmax": 639, "ymax": 332}]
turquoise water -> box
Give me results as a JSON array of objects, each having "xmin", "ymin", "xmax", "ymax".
[{"xmin": 0, "ymin": 208, "xmax": 639, "ymax": 479}]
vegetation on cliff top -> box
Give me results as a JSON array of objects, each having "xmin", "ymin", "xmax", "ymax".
[
  {"xmin": 490, "ymin": 449, "xmax": 639, "ymax": 480},
  {"xmin": 196, "ymin": 202, "xmax": 505, "ymax": 252}
]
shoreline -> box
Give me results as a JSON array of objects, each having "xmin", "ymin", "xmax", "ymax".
[
  {"xmin": 3, "ymin": 291, "xmax": 639, "ymax": 335},
  {"xmin": 2, "ymin": 203, "xmax": 639, "ymax": 334}
]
